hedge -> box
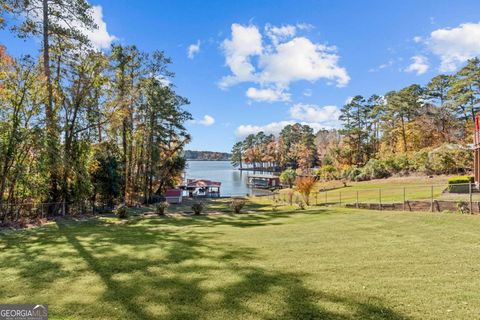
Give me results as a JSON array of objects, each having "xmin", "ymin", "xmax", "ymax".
[
  {"xmin": 448, "ymin": 176, "xmax": 474, "ymax": 193},
  {"xmin": 448, "ymin": 176, "xmax": 474, "ymax": 185}
]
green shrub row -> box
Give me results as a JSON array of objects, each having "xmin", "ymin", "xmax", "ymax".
[
  {"xmin": 315, "ymin": 144, "xmax": 473, "ymax": 182},
  {"xmin": 448, "ymin": 176, "xmax": 474, "ymax": 185}
]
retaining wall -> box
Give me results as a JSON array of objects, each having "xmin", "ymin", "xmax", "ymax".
[{"xmin": 344, "ymin": 200, "xmax": 480, "ymax": 213}]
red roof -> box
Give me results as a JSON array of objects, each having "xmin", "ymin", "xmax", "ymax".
[
  {"xmin": 165, "ymin": 189, "xmax": 182, "ymax": 197},
  {"xmin": 187, "ymin": 179, "xmax": 221, "ymax": 187}
]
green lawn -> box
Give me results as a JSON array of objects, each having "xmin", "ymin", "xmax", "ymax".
[
  {"xmin": 276, "ymin": 175, "xmax": 479, "ymax": 205},
  {"xmin": 1, "ymin": 208, "xmax": 480, "ymax": 319}
]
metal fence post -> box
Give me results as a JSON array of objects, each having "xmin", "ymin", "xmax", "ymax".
[
  {"xmin": 339, "ymin": 191, "xmax": 342, "ymax": 206},
  {"xmin": 469, "ymin": 182, "xmax": 473, "ymax": 214},
  {"xmin": 315, "ymin": 193, "xmax": 318, "ymax": 206},
  {"xmin": 356, "ymin": 190, "xmax": 359, "ymax": 208},
  {"xmin": 379, "ymin": 189, "xmax": 382, "ymax": 211},
  {"xmin": 431, "ymin": 185, "xmax": 434, "ymax": 212},
  {"xmin": 403, "ymin": 187, "xmax": 406, "ymax": 211}
]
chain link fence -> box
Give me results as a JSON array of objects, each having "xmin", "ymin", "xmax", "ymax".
[
  {"xmin": 0, "ymin": 201, "xmax": 97, "ymax": 226},
  {"xmin": 266, "ymin": 182, "xmax": 479, "ymax": 214}
]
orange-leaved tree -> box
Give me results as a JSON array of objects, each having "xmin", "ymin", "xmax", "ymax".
[{"xmin": 295, "ymin": 176, "xmax": 316, "ymax": 206}]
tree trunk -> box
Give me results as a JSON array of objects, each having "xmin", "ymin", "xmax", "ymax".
[{"xmin": 43, "ymin": 0, "xmax": 60, "ymax": 206}]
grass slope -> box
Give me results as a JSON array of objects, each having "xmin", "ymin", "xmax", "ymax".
[
  {"xmin": 1, "ymin": 208, "xmax": 480, "ymax": 319},
  {"xmin": 278, "ymin": 175, "xmax": 479, "ymax": 205}
]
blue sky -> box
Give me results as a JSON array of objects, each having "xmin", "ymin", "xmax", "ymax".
[{"xmin": 2, "ymin": 0, "xmax": 480, "ymax": 152}]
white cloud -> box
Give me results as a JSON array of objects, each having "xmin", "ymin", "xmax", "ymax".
[
  {"xmin": 246, "ymin": 87, "xmax": 290, "ymax": 102},
  {"xmin": 303, "ymin": 88, "xmax": 312, "ymax": 97},
  {"xmin": 368, "ymin": 59, "xmax": 394, "ymax": 72},
  {"xmin": 265, "ymin": 24, "xmax": 297, "ymax": 44},
  {"xmin": 219, "ymin": 24, "xmax": 263, "ymax": 88},
  {"xmin": 191, "ymin": 115, "xmax": 215, "ymax": 126},
  {"xmin": 235, "ymin": 103, "xmax": 341, "ymax": 138},
  {"xmin": 259, "ymin": 37, "xmax": 350, "ymax": 87},
  {"xmin": 219, "ymin": 23, "xmax": 349, "ymax": 97},
  {"xmin": 404, "ymin": 55, "xmax": 429, "ymax": 75},
  {"xmin": 413, "ymin": 36, "xmax": 423, "ymax": 43},
  {"xmin": 427, "ymin": 22, "xmax": 480, "ymax": 71},
  {"xmin": 289, "ymin": 103, "xmax": 341, "ymax": 124},
  {"xmin": 84, "ymin": 5, "xmax": 116, "ymax": 50},
  {"xmin": 187, "ymin": 40, "xmax": 201, "ymax": 59}
]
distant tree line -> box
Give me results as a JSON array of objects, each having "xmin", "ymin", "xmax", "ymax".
[
  {"xmin": 232, "ymin": 58, "xmax": 479, "ymax": 180},
  {"xmin": 184, "ymin": 150, "xmax": 231, "ymax": 161},
  {"xmin": 0, "ymin": 0, "xmax": 191, "ymax": 222},
  {"xmin": 231, "ymin": 124, "xmax": 316, "ymax": 173}
]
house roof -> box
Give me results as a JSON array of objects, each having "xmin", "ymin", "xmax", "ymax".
[
  {"xmin": 186, "ymin": 179, "xmax": 221, "ymax": 187},
  {"xmin": 165, "ymin": 189, "xmax": 182, "ymax": 197}
]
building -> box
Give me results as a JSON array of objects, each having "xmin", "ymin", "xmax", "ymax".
[
  {"xmin": 165, "ymin": 189, "xmax": 183, "ymax": 204},
  {"xmin": 181, "ymin": 179, "xmax": 222, "ymax": 198},
  {"xmin": 247, "ymin": 174, "xmax": 281, "ymax": 189}
]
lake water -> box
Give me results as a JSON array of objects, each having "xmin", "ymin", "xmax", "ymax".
[{"xmin": 185, "ymin": 161, "xmax": 271, "ymax": 196}]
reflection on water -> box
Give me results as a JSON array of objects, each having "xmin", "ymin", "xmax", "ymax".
[{"xmin": 185, "ymin": 161, "xmax": 272, "ymax": 196}]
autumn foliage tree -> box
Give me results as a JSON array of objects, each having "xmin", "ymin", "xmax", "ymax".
[{"xmin": 295, "ymin": 176, "xmax": 316, "ymax": 206}]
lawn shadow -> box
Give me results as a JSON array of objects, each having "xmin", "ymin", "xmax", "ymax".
[{"xmin": 1, "ymin": 216, "xmax": 409, "ymax": 319}]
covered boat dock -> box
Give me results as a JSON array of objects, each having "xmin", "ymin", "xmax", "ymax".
[
  {"xmin": 247, "ymin": 174, "xmax": 281, "ymax": 189},
  {"xmin": 179, "ymin": 179, "xmax": 222, "ymax": 198}
]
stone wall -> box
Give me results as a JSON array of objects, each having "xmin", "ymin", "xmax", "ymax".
[{"xmin": 344, "ymin": 200, "xmax": 480, "ymax": 213}]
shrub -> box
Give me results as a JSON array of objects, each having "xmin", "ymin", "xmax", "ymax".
[
  {"xmin": 381, "ymin": 154, "xmax": 411, "ymax": 175},
  {"xmin": 426, "ymin": 145, "xmax": 473, "ymax": 175},
  {"xmin": 114, "ymin": 204, "xmax": 128, "ymax": 219},
  {"xmin": 191, "ymin": 201, "xmax": 204, "ymax": 215},
  {"xmin": 349, "ymin": 167, "xmax": 365, "ymax": 181},
  {"xmin": 155, "ymin": 202, "xmax": 169, "ymax": 215},
  {"xmin": 230, "ymin": 199, "xmax": 246, "ymax": 213},
  {"xmin": 362, "ymin": 159, "xmax": 390, "ymax": 180},
  {"xmin": 295, "ymin": 176, "xmax": 316, "ymax": 205},
  {"xmin": 448, "ymin": 176, "xmax": 474, "ymax": 193},
  {"xmin": 316, "ymin": 164, "xmax": 337, "ymax": 181},
  {"xmin": 448, "ymin": 176, "xmax": 474, "ymax": 185},
  {"xmin": 280, "ymin": 169, "xmax": 297, "ymax": 188}
]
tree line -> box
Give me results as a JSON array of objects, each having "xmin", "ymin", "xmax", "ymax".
[
  {"xmin": 232, "ymin": 58, "xmax": 479, "ymax": 180},
  {"xmin": 0, "ymin": 0, "xmax": 191, "ymax": 221}
]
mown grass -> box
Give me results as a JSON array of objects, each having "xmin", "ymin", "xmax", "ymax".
[
  {"xmin": 276, "ymin": 175, "xmax": 480, "ymax": 205},
  {"xmin": 1, "ymin": 206, "xmax": 480, "ymax": 319}
]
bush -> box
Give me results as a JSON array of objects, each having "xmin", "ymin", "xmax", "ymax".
[
  {"xmin": 295, "ymin": 176, "xmax": 316, "ymax": 205},
  {"xmin": 349, "ymin": 167, "xmax": 366, "ymax": 181},
  {"xmin": 448, "ymin": 176, "xmax": 474, "ymax": 185},
  {"xmin": 316, "ymin": 164, "xmax": 337, "ymax": 181},
  {"xmin": 230, "ymin": 199, "xmax": 246, "ymax": 213},
  {"xmin": 426, "ymin": 145, "xmax": 473, "ymax": 175},
  {"xmin": 362, "ymin": 159, "xmax": 390, "ymax": 180},
  {"xmin": 448, "ymin": 176, "xmax": 474, "ymax": 193},
  {"xmin": 191, "ymin": 201, "xmax": 204, "ymax": 215},
  {"xmin": 381, "ymin": 154, "xmax": 411, "ymax": 175},
  {"xmin": 114, "ymin": 204, "xmax": 128, "ymax": 219},
  {"xmin": 155, "ymin": 202, "xmax": 169, "ymax": 215}
]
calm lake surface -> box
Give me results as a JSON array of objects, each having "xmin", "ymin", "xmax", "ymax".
[{"xmin": 185, "ymin": 161, "xmax": 271, "ymax": 196}]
